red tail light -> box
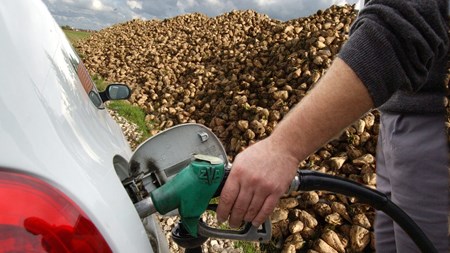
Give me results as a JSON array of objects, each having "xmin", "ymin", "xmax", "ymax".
[{"xmin": 0, "ymin": 170, "xmax": 112, "ymax": 253}]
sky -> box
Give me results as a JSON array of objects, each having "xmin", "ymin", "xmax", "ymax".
[{"xmin": 42, "ymin": 0, "xmax": 361, "ymax": 31}]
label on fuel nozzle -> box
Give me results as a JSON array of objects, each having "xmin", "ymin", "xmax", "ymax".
[{"xmin": 197, "ymin": 164, "xmax": 223, "ymax": 185}]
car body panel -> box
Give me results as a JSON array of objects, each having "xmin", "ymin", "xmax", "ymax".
[{"xmin": 0, "ymin": 0, "xmax": 156, "ymax": 252}]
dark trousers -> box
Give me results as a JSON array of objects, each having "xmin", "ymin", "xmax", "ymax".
[{"xmin": 375, "ymin": 111, "xmax": 449, "ymax": 252}]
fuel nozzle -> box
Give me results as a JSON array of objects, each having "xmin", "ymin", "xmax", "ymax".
[{"xmin": 135, "ymin": 154, "xmax": 225, "ymax": 237}]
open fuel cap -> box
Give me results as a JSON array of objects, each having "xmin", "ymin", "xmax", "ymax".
[{"xmin": 128, "ymin": 123, "xmax": 230, "ymax": 193}]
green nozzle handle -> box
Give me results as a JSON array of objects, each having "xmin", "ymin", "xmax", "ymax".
[{"xmin": 150, "ymin": 155, "xmax": 225, "ymax": 237}]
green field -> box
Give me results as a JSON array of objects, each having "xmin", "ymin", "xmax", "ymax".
[{"xmin": 63, "ymin": 29, "xmax": 91, "ymax": 44}]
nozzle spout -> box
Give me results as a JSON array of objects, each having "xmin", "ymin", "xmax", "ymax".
[{"xmin": 135, "ymin": 197, "xmax": 157, "ymax": 218}]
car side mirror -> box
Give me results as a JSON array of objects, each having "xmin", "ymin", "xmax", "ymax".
[{"xmin": 99, "ymin": 84, "xmax": 131, "ymax": 102}]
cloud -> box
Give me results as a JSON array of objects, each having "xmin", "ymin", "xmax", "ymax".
[
  {"xmin": 43, "ymin": 0, "xmax": 140, "ymax": 29},
  {"xmin": 43, "ymin": 0, "xmax": 359, "ymax": 30},
  {"xmin": 92, "ymin": 0, "xmax": 104, "ymax": 11},
  {"xmin": 127, "ymin": 0, "xmax": 142, "ymax": 10}
]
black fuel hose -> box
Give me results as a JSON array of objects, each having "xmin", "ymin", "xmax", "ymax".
[{"xmin": 297, "ymin": 170, "xmax": 437, "ymax": 253}]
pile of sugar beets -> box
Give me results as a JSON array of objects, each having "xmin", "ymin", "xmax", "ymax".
[{"xmin": 76, "ymin": 4, "xmax": 450, "ymax": 252}]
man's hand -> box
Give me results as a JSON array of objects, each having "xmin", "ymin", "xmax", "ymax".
[{"xmin": 216, "ymin": 137, "xmax": 299, "ymax": 228}]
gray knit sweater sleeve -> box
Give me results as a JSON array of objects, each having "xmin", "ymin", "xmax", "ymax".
[{"xmin": 338, "ymin": 0, "xmax": 449, "ymax": 112}]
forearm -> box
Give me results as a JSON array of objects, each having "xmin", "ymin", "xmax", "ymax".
[{"xmin": 268, "ymin": 58, "xmax": 374, "ymax": 164}]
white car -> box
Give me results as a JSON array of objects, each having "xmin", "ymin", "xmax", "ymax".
[{"xmin": 0, "ymin": 0, "xmax": 169, "ymax": 252}]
